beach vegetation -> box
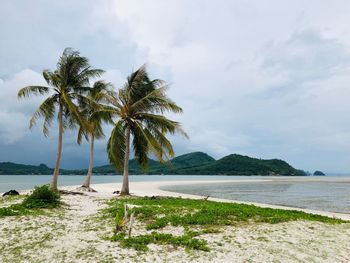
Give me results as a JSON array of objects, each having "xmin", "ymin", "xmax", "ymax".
[
  {"xmin": 0, "ymin": 185, "xmax": 60, "ymax": 217},
  {"xmin": 111, "ymin": 231, "xmax": 209, "ymax": 251},
  {"xmin": 22, "ymin": 185, "xmax": 60, "ymax": 209},
  {"xmin": 105, "ymin": 196, "xmax": 344, "ymax": 228},
  {"xmin": 114, "ymin": 210, "xmax": 126, "ymax": 233},
  {"xmin": 0, "ymin": 194, "xmax": 24, "ymax": 205},
  {"xmin": 104, "ymin": 196, "xmax": 344, "ymax": 251}
]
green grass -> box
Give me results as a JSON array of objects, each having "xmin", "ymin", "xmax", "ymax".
[
  {"xmin": 0, "ymin": 195, "xmax": 24, "ymax": 205},
  {"xmin": 111, "ymin": 231, "xmax": 209, "ymax": 251},
  {"xmin": 104, "ymin": 196, "xmax": 345, "ymax": 252},
  {"xmin": 0, "ymin": 185, "xmax": 60, "ymax": 217},
  {"xmin": 184, "ymin": 227, "xmax": 222, "ymax": 237},
  {"xmin": 104, "ymin": 196, "xmax": 344, "ymax": 229}
]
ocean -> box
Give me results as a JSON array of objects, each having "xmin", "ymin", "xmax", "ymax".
[
  {"xmin": 1, "ymin": 175, "xmax": 349, "ymax": 213},
  {"xmin": 162, "ymin": 176, "xmax": 350, "ymax": 213},
  {"xmin": 0, "ymin": 174, "xmax": 254, "ymax": 193}
]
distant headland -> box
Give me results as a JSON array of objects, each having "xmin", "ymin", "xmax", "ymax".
[{"xmin": 0, "ymin": 152, "xmax": 307, "ymax": 176}]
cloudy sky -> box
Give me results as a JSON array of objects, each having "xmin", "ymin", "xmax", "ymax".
[{"xmin": 1, "ymin": 1, "xmax": 350, "ymax": 173}]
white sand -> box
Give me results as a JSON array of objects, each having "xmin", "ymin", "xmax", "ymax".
[{"xmin": 1, "ymin": 179, "xmax": 350, "ymax": 262}]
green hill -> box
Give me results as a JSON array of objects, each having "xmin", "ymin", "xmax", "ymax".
[
  {"xmin": 171, "ymin": 152, "xmax": 215, "ymax": 168},
  {"xmin": 0, "ymin": 152, "xmax": 305, "ymax": 176},
  {"xmin": 90, "ymin": 152, "xmax": 214, "ymax": 175},
  {"xmin": 176, "ymin": 154, "xmax": 305, "ymax": 176},
  {"xmin": 0, "ymin": 162, "xmax": 53, "ymax": 175},
  {"xmin": 0, "ymin": 162, "xmax": 78, "ymax": 175},
  {"xmin": 91, "ymin": 158, "xmax": 163, "ymax": 175}
]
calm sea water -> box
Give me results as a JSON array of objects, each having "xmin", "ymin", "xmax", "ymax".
[
  {"xmin": 162, "ymin": 176, "xmax": 350, "ymax": 214},
  {"xmin": 1, "ymin": 175, "xmax": 349, "ymax": 213},
  {"xmin": 0, "ymin": 175, "xmax": 252, "ymax": 193}
]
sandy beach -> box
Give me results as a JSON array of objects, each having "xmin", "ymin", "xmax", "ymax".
[{"xmin": 1, "ymin": 180, "xmax": 350, "ymax": 263}]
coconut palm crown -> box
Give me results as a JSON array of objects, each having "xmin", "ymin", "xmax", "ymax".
[
  {"xmin": 17, "ymin": 48, "xmax": 104, "ymax": 191},
  {"xmin": 106, "ymin": 65, "xmax": 187, "ymax": 195}
]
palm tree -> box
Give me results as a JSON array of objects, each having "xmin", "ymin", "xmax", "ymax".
[
  {"xmin": 18, "ymin": 48, "xmax": 104, "ymax": 191},
  {"xmin": 106, "ymin": 65, "xmax": 187, "ymax": 195},
  {"xmin": 77, "ymin": 80, "xmax": 112, "ymax": 192}
]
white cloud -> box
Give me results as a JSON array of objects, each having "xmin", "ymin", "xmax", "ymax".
[
  {"xmin": 2, "ymin": 1, "xmax": 350, "ymax": 172},
  {"xmin": 0, "ymin": 111, "xmax": 29, "ymax": 144},
  {"xmin": 0, "ymin": 69, "xmax": 46, "ymax": 144}
]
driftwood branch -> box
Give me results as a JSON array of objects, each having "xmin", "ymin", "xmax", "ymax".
[
  {"xmin": 123, "ymin": 204, "xmax": 129, "ymax": 224},
  {"xmin": 128, "ymin": 212, "xmax": 135, "ymax": 237}
]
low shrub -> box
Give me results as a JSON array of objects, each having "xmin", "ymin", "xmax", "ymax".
[{"xmin": 22, "ymin": 185, "xmax": 60, "ymax": 209}]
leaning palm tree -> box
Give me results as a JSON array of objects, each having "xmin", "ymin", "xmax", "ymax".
[
  {"xmin": 18, "ymin": 48, "xmax": 104, "ymax": 191},
  {"xmin": 106, "ymin": 65, "xmax": 187, "ymax": 195},
  {"xmin": 76, "ymin": 80, "xmax": 112, "ymax": 192}
]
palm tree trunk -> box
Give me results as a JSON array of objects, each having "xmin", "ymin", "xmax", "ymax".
[
  {"xmin": 82, "ymin": 133, "xmax": 94, "ymax": 188},
  {"xmin": 51, "ymin": 103, "xmax": 63, "ymax": 192},
  {"xmin": 120, "ymin": 126, "xmax": 131, "ymax": 195}
]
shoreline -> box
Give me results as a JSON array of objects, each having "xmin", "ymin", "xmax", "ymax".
[
  {"xmin": 3, "ymin": 178, "xmax": 349, "ymax": 220},
  {"xmin": 57, "ymin": 180, "xmax": 350, "ymax": 221},
  {"xmin": 2, "ymin": 179, "xmax": 350, "ymax": 262}
]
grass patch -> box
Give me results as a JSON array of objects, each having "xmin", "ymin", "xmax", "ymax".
[
  {"xmin": 0, "ymin": 195, "xmax": 24, "ymax": 206},
  {"xmin": 0, "ymin": 185, "xmax": 60, "ymax": 217},
  {"xmin": 184, "ymin": 227, "xmax": 222, "ymax": 237},
  {"xmin": 104, "ymin": 196, "xmax": 345, "ymax": 252},
  {"xmin": 111, "ymin": 231, "xmax": 209, "ymax": 251},
  {"xmin": 104, "ymin": 196, "xmax": 344, "ymax": 230}
]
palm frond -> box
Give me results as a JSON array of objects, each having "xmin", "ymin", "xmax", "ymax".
[
  {"xmin": 91, "ymin": 81, "xmax": 113, "ymax": 100},
  {"xmin": 78, "ymin": 68, "xmax": 105, "ymax": 82},
  {"xmin": 93, "ymin": 122, "xmax": 105, "ymax": 139},
  {"xmin": 42, "ymin": 70, "xmax": 61, "ymax": 88},
  {"xmin": 130, "ymin": 87, "xmax": 183, "ymax": 114},
  {"xmin": 131, "ymin": 122, "xmax": 149, "ymax": 170},
  {"xmin": 133, "ymin": 122, "xmax": 165, "ymax": 162},
  {"xmin": 90, "ymin": 108, "xmax": 113, "ymax": 125},
  {"xmin": 61, "ymin": 91, "xmax": 87, "ymax": 130},
  {"xmin": 29, "ymin": 95, "xmax": 57, "ymax": 136},
  {"xmin": 147, "ymin": 127, "xmax": 175, "ymax": 159},
  {"xmin": 139, "ymin": 113, "xmax": 188, "ymax": 138},
  {"xmin": 18, "ymin": 86, "xmax": 50, "ymax": 99},
  {"xmin": 107, "ymin": 120, "xmax": 126, "ymax": 171},
  {"xmin": 104, "ymin": 90, "xmax": 123, "ymax": 108},
  {"xmin": 92, "ymin": 106, "xmax": 118, "ymax": 123},
  {"xmin": 127, "ymin": 64, "xmax": 148, "ymax": 92},
  {"xmin": 77, "ymin": 126, "xmax": 85, "ymax": 145}
]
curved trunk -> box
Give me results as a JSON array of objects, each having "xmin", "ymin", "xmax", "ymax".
[
  {"xmin": 120, "ymin": 126, "xmax": 131, "ymax": 195},
  {"xmin": 51, "ymin": 103, "xmax": 63, "ymax": 192},
  {"xmin": 82, "ymin": 133, "xmax": 94, "ymax": 188}
]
